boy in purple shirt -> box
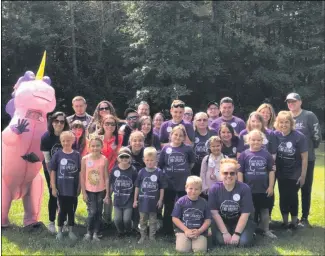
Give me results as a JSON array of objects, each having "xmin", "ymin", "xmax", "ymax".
[
  {"xmin": 172, "ymin": 176, "xmax": 211, "ymax": 253},
  {"xmin": 211, "ymin": 97, "xmax": 245, "ymax": 134},
  {"xmin": 159, "ymin": 99, "xmax": 195, "ymax": 146},
  {"xmin": 133, "ymin": 147, "xmax": 167, "ymax": 244}
]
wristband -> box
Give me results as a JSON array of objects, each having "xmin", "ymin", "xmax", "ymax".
[{"xmin": 234, "ymin": 232, "xmax": 241, "ymax": 237}]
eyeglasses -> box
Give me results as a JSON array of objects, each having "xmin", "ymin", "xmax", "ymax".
[
  {"xmin": 99, "ymin": 107, "xmax": 110, "ymax": 111},
  {"xmin": 197, "ymin": 119, "xmax": 208, "ymax": 122},
  {"xmin": 119, "ymin": 155, "xmax": 130, "ymax": 159},
  {"xmin": 127, "ymin": 116, "xmax": 138, "ymax": 121},
  {"xmin": 222, "ymin": 172, "xmax": 236, "ymax": 176},
  {"xmin": 172, "ymin": 103, "xmax": 185, "ymax": 108},
  {"xmin": 104, "ymin": 122, "xmax": 116, "ymax": 127},
  {"xmin": 53, "ymin": 120, "xmax": 65, "ymax": 125},
  {"xmin": 184, "ymin": 113, "xmax": 193, "ymax": 116}
]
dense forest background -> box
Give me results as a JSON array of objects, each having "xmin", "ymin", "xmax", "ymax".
[{"xmin": 2, "ymin": 1, "xmax": 324, "ymax": 134}]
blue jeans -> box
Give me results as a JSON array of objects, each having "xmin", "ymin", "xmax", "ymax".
[
  {"xmin": 86, "ymin": 190, "xmax": 106, "ymax": 233},
  {"xmin": 114, "ymin": 207, "xmax": 133, "ymax": 233}
]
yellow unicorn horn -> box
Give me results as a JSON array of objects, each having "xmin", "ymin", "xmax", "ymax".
[{"xmin": 36, "ymin": 51, "xmax": 47, "ymax": 80}]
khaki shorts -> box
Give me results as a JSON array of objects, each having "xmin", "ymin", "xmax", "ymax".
[{"xmin": 175, "ymin": 232, "xmax": 207, "ymax": 253}]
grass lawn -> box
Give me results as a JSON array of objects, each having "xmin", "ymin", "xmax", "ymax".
[{"xmin": 2, "ymin": 147, "xmax": 325, "ymax": 255}]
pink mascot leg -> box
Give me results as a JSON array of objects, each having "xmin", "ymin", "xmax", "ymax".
[
  {"xmin": 23, "ymin": 172, "xmax": 44, "ymax": 227},
  {"xmin": 1, "ymin": 179, "xmax": 12, "ymax": 227}
]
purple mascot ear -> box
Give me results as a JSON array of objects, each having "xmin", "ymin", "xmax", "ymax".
[
  {"xmin": 5, "ymin": 98, "xmax": 15, "ymax": 118},
  {"xmin": 23, "ymin": 71, "xmax": 36, "ymax": 81},
  {"xmin": 42, "ymin": 76, "xmax": 51, "ymax": 85}
]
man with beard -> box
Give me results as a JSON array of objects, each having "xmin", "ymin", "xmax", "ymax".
[{"xmin": 119, "ymin": 108, "xmax": 139, "ymax": 146}]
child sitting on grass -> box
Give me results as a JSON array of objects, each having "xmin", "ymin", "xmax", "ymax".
[{"xmin": 172, "ymin": 176, "xmax": 211, "ymax": 253}]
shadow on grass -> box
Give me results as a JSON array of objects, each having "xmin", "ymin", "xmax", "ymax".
[{"xmin": 2, "ymin": 222, "xmax": 325, "ymax": 255}]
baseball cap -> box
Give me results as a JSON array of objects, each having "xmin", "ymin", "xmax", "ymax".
[
  {"xmin": 207, "ymin": 101, "xmax": 219, "ymax": 108},
  {"xmin": 285, "ymin": 93, "xmax": 301, "ymax": 102},
  {"xmin": 118, "ymin": 147, "xmax": 132, "ymax": 158}
]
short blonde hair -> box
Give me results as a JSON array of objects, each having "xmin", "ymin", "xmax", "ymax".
[
  {"xmin": 60, "ymin": 131, "xmax": 75, "ymax": 140},
  {"xmin": 274, "ymin": 111, "xmax": 295, "ymax": 131},
  {"xmin": 72, "ymin": 96, "xmax": 86, "ymax": 104},
  {"xmin": 186, "ymin": 176, "xmax": 202, "ymax": 189},
  {"xmin": 129, "ymin": 130, "xmax": 145, "ymax": 143},
  {"xmin": 220, "ymin": 158, "xmax": 240, "ymax": 173},
  {"xmin": 171, "ymin": 99, "xmax": 185, "ymax": 109},
  {"xmin": 143, "ymin": 147, "xmax": 157, "ymax": 158},
  {"xmin": 244, "ymin": 129, "xmax": 265, "ymax": 145}
]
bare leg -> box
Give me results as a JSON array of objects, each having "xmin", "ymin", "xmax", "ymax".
[{"xmin": 1, "ymin": 179, "xmax": 12, "ymax": 227}]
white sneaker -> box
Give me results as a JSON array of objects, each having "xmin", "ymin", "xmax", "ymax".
[
  {"xmin": 62, "ymin": 221, "xmax": 69, "ymax": 232},
  {"xmin": 263, "ymin": 230, "xmax": 277, "ymax": 239},
  {"xmin": 48, "ymin": 222, "xmax": 56, "ymax": 233}
]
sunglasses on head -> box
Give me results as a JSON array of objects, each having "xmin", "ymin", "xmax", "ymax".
[
  {"xmin": 119, "ymin": 155, "xmax": 130, "ymax": 159},
  {"xmin": 222, "ymin": 171, "xmax": 236, "ymax": 176},
  {"xmin": 53, "ymin": 120, "xmax": 65, "ymax": 125},
  {"xmin": 104, "ymin": 122, "xmax": 116, "ymax": 127},
  {"xmin": 127, "ymin": 116, "xmax": 138, "ymax": 121},
  {"xmin": 99, "ymin": 107, "xmax": 110, "ymax": 111},
  {"xmin": 172, "ymin": 103, "xmax": 185, "ymax": 108}
]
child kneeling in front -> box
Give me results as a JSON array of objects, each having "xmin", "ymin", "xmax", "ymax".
[
  {"xmin": 133, "ymin": 147, "xmax": 167, "ymax": 244},
  {"xmin": 172, "ymin": 176, "xmax": 211, "ymax": 253}
]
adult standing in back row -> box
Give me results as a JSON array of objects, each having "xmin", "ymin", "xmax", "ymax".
[
  {"xmin": 67, "ymin": 96, "xmax": 93, "ymax": 129},
  {"xmin": 211, "ymin": 97, "xmax": 246, "ymax": 135},
  {"xmin": 285, "ymin": 92, "xmax": 322, "ymax": 227}
]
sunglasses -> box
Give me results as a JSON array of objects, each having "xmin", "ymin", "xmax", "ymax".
[
  {"xmin": 172, "ymin": 103, "xmax": 185, "ymax": 108},
  {"xmin": 99, "ymin": 107, "xmax": 110, "ymax": 111},
  {"xmin": 104, "ymin": 122, "xmax": 116, "ymax": 127},
  {"xmin": 53, "ymin": 120, "xmax": 65, "ymax": 125},
  {"xmin": 119, "ymin": 155, "xmax": 130, "ymax": 159},
  {"xmin": 127, "ymin": 116, "xmax": 138, "ymax": 121},
  {"xmin": 184, "ymin": 113, "xmax": 193, "ymax": 116},
  {"xmin": 197, "ymin": 119, "xmax": 208, "ymax": 122},
  {"xmin": 222, "ymin": 172, "xmax": 236, "ymax": 176}
]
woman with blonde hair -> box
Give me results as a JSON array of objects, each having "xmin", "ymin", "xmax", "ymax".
[
  {"xmin": 256, "ymin": 103, "xmax": 276, "ymax": 130},
  {"xmin": 274, "ymin": 111, "xmax": 308, "ymax": 230}
]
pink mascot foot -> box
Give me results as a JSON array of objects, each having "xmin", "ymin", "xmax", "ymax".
[{"xmin": 1, "ymin": 179, "xmax": 12, "ymax": 227}]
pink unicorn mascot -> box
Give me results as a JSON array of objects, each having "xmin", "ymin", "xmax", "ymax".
[{"xmin": 2, "ymin": 52, "xmax": 56, "ymax": 228}]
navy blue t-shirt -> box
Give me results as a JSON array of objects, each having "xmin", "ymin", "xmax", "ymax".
[
  {"xmin": 135, "ymin": 168, "xmax": 167, "ymax": 213},
  {"xmin": 109, "ymin": 165, "xmax": 138, "ymax": 208},
  {"xmin": 49, "ymin": 149, "xmax": 81, "ymax": 197},
  {"xmin": 194, "ymin": 129, "xmax": 218, "ymax": 163},
  {"xmin": 172, "ymin": 195, "xmax": 211, "ymax": 236},
  {"xmin": 238, "ymin": 149, "xmax": 274, "ymax": 193},
  {"xmin": 127, "ymin": 146, "xmax": 145, "ymax": 173},
  {"xmin": 158, "ymin": 144, "xmax": 196, "ymax": 191}
]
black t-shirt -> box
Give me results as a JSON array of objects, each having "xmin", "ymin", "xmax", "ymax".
[
  {"xmin": 127, "ymin": 146, "xmax": 145, "ymax": 172},
  {"xmin": 40, "ymin": 131, "xmax": 62, "ymax": 171}
]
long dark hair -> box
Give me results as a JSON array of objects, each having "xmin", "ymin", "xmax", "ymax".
[
  {"xmin": 97, "ymin": 114, "xmax": 120, "ymax": 146},
  {"xmin": 218, "ymin": 122, "xmax": 239, "ymax": 146},
  {"xmin": 71, "ymin": 120, "xmax": 87, "ymax": 154},
  {"xmin": 88, "ymin": 100, "xmax": 116, "ymax": 133},
  {"xmin": 48, "ymin": 112, "xmax": 70, "ymax": 136},
  {"xmin": 136, "ymin": 116, "xmax": 154, "ymax": 147}
]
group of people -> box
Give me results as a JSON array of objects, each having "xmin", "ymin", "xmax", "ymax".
[{"xmin": 41, "ymin": 92, "xmax": 321, "ymax": 252}]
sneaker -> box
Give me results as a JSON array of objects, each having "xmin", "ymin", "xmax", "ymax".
[
  {"xmin": 56, "ymin": 232, "xmax": 63, "ymax": 240},
  {"xmin": 62, "ymin": 221, "xmax": 69, "ymax": 232},
  {"xmin": 299, "ymin": 218, "xmax": 312, "ymax": 228},
  {"xmin": 138, "ymin": 236, "xmax": 146, "ymax": 244},
  {"xmin": 83, "ymin": 233, "xmax": 92, "ymax": 241},
  {"xmin": 263, "ymin": 230, "xmax": 277, "ymax": 239},
  {"xmin": 48, "ymin": 222, "xmax": 56, "ymax": 234},
  {"xmin": 68, "ymin": 231, "xmax": 78, "ymax": 241},
  {"xmin": 92, "ymin": 235, "xmax": 100, "ymax": 242}
]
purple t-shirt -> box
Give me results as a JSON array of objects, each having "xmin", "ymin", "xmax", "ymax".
[
  {"xmin": 238, "ymin": 149, "xmax": 274, "ymax": 194},
  {"xmin": 208, "ymin": 181, "xmax": 254, "ymax": 224},
  {"xmin": 109, "ymin": 165, "xmax": 138, "ymax": 208},
  {"xmin": 158, "ymin": 144, "xmax": 196, "ymax": 191},
  {"xmin": 49, "ymin": 149, "xmax": 81, "ymax": 197},
  {"xmin": 274, "ymin": 130, "xmax": 308, "ymax": 180},
  {"xmin": 237, "ymin": 129, "xmax": 277, "ymax": 154},
  {"xmin": 159, "ymin": 120, "xmax": 195, "ymax": 144},
  {"xmin": 135, "ymin": 168, "xmax": 167, "ymax": 213},
  {"xmin": 172, "ymin": 195, "xmax": 211, "ymax": 236},
  {"xmin": 211, "ymin": 116, "xmax": 246, "ymax": 135},
  {"xmin": 194, "ymin": 129, "xmax": 218, "ymax": 163}
]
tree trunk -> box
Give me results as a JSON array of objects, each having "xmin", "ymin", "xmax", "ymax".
[{"xmin": 69, "ymin": 1, "xmax": 78, "ymax": 85}]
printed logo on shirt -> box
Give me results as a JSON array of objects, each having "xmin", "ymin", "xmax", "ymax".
[
  {"xmin": 231, "ymin": 122, "xmax": 237, "ymax": 128},
  {"xmin": 167, "ymin": 126, "xmax": 172, "ymax": 133},
  {"xmin": 114, "ymin": 170, "xmax": 121, "ymax": 177},
  {"xmin": 183, "ymin": 208, "xmax": 204, "ymax": 229},
  {"xmin": 194, "ymin": 142, "xmax": 208, "ymax": 155},
  {"xmin": 233, "ymin": 194, "xmax": 240, "ymax": 201},
  {"xmin": 114, "ymin": 174, "xmax": 133, "ymax": 195},
  {"xmin": 232, "ymin": 147, "xmax": 237, "ymax": 154},
  {"xmin": 295, "ymin": 122, "xmax": 305, "ymax": 130},
  {"xmin": 111, "ymin": 144, "xmax": 117, "ymax": 150},
  {"xmin": 59, "ymin": 158, "xmax": 78, "ymax": 176},
  {"xmin": 220, "ymin": 200, "xmax": 240, "ymax": 219},
  {"xmin": 195, "ymin": 137, "xmax": 200, "ymax": 143},
  {"xmin": 87, "ymin": 160, "xmax": 94, "ymax": 167},
  {"xmin": 83, "ymin": 121, "xmax": 88, "ymax": 127},
  {"xmin": 51, "ymin": 143, "xmax": 62, "ymax": 157},
  {"xmin": 166, "ymin": 147, "xmax": 173, "ymax": 154},
  {"xmin": 88, "ymin": 169, "xmax": 100, "ymax": 186},
  {"xmin": 208, "ymin": 159, "xmax": 216, "ymax": 168},
  {"xmin": 263, "ymin": 137, "xmax": 268, "ymax": 145},
  {"xmin": 248, "ymin": 156, "xmax": 267, "ymax": 175},
  {"xmin": 168, "ymin": 151, "xmax": 186, "ymax": 167},
  {"xmin": 141, "ymin": 176, "xmax": 158, "ymax": 194},
  {"xmin": 278, "ymin": 142, "xmax": 295, "ymax": 156}
]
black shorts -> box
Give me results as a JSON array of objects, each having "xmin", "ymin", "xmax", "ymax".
[{"xmin": 252, "ymin": 193, "xmax": 272, "ymax": 211}]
